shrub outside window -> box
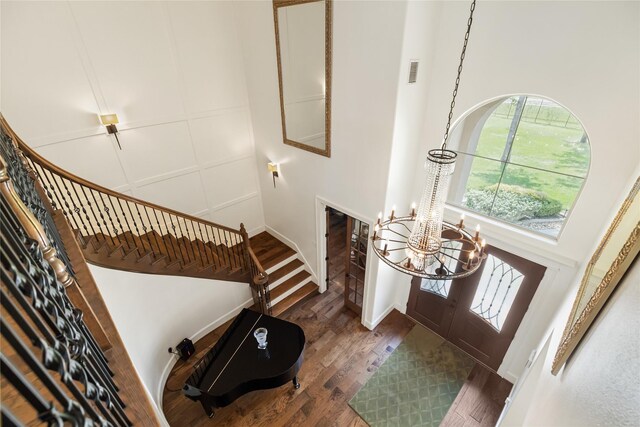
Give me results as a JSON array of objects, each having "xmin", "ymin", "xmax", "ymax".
[{"xmin": 446, "ymin": 95, "xmax": 590, "ymax": 238}]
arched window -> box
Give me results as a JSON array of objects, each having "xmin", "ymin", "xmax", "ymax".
[{"xmin": 447, "ymin": 95, "xmax": 590, "ymax": 238}]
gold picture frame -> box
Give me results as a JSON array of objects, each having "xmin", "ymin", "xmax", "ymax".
[
  {"xmin": 273, "ymin": 0, "xmax": 332, "ymax": 157},
  {"xmin": 552, "ymin": 177, "xmax": 640, "ymax": 375}
]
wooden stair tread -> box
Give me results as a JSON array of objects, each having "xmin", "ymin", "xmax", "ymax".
[
  {"xmin": 272, "ymin": 282, "xmax": 318, "ymax": 317},
  {"xmin": 269, "ymin": 259, "xmax": 304, "ymax": 283},
  {"xmin": 249, "ymin": 232, "xmax": 296, "ymax": 269},
  {"xmin": 260, "ymin": 247, "xmax": 296, "ymax": 271},
  {"xmin": 270, "ymin": 270, "xmax": 311, "ymax": 300}
]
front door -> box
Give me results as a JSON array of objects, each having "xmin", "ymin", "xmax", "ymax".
[{"xmin": 407, "ymin": 245, "xmax": 546, "ymax": 371}]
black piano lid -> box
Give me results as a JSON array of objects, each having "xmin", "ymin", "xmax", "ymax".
[{"xmin": 196, "ymin": 309, "xmax": 305, "ymax": 395}]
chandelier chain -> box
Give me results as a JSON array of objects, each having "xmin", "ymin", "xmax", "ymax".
[{"xmin": 441, "ymin": 0, "xmax": 477, "ymax": 150}]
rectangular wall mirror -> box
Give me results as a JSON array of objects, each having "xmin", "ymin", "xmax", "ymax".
[{"xmin": 273, "ymin": 0, "xmax": 332, "ymax": 157}]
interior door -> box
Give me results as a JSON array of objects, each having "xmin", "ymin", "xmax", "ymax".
[
  {"xmin": 448, "ymin": 245, "xmax": 546, "ymax": 370},
  {"xmin": 344, "ymin": 216, "xmax": 368, "ymax": 314}
]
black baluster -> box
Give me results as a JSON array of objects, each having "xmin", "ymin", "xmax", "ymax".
[
  {"xmin": 88, "ymin": 189, "xmax": 116, "ymax": 247},
  {"xmin": 181, "ymin": 217, "xmax": 198, "ymax": 265},
  {"xmin": 132, "ymin": 203, "xmax": 154, "ymax": 258},
  {"xmin": 114, "ymin": 197, "xmax": 135, "ymax": 252},
  {"xmin": 142, "ymin": 206, "xmax": 163, "ymax": 259},
  {"xmin": 124, "ymin": 201, "xmax": 144, "ymax": 257},
  {"xmin": 159, "ymin": 211, "xmax": 180, "ymax": 262}
]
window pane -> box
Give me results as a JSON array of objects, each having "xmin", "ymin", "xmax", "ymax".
[
  {"xmin": 446, "ymin": 95, "xmax": 589, "ymax": 239},
  {"xmin": 419, "ymin": 240, "xmax": 461, "ymax": 298},
  {"xmin": 420, "ymin": 278, "xmax": 451, "ymax": 298},
  {"xmin": 448, "ymin": 153, "xmax": 505, "ymax": 214},
  {"xmin": 509, "ymin": 97, "xmax": 590, "ymax": 177},
  {"xmin": 491, "ymin": 165, "xmax": 583, "ymax": 236},
  {"xmin": 472, "ymin": 98, "xmax": 516, "ymax": 160},
  {"xmin": 470, "ymin": 254, "xmax": 524, "ymax": 331}
]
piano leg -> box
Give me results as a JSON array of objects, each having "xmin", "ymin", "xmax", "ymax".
[
  {"xmin": 201, "ymin": 401, "xmax": 215, "ymax": 418},
  {"xmin": 292, "ymin": 376, "xmax": 300, "ymax": 390}
]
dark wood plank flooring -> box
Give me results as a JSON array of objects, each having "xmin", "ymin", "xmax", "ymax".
[
  {"xmin": 162, "ymin": 284, "xmax": 512, "ymax": 426},
  {"xmin": 250, "ymin": 231, "xmax": 296, "ymax": 271},
  {"xmin": 441, "ymin": 365, "xmax": 513, "ymax": 426}
]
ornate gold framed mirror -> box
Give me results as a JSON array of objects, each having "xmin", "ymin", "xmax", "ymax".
[
  {"xmin": 552, "ymin": 177, "xmax": 640, "ymax": 375},
  {"xmin": 273, "ymin": 0, "xmax": 332, "ymax": 157}
]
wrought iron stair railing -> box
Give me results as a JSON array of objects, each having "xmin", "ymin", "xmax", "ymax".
[{"xmin": 0, "ymin": 115, "xmax": 271, "ymax": 315}]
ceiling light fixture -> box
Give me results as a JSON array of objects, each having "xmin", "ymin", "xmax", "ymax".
[{"xmin": 372, "ymin": 0, "xmax": 485, "ymax": 280}]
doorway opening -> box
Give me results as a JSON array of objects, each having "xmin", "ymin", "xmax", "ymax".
[{"xmin": 326, "ymin": 207, "xmax": 368, "ymax": 315}]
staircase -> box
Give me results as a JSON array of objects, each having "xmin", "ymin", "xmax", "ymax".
[
  {"xmin": 249, "ymin": 232, "xmax": 319, "ymax": 316},
  {"xmin": 0, "ymin": 115, "xmax": 317, "ymax": 316},
  {"xmin": 76, "ymin": 228, "xmax": 247, "ymax": 283}
]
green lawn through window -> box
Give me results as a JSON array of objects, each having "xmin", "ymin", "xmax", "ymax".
[{"xmin": 454, "ymin": 96, "xmax": 590, "ymax": 236}]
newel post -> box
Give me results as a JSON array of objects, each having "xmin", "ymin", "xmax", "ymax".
[
  {"xmin": 239, "ymin": 223, "xmax": 251, "ymax": 274},
  {"xmin": 240, "ymin": 223, "xmax": 271, "ymax": 315}
]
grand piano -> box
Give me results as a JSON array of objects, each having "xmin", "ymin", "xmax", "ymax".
[{"xmin": 182, "ymin": 308, "xmax": 305, "ymax": 418}]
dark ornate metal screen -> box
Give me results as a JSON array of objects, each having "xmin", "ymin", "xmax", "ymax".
[
  {"xmin": 1, "ymin": 128, "xmax": 130, "ymax": 425},
  {"xmin": 0, "ymin": 129, "xmax": 75, "ymax": 278}
]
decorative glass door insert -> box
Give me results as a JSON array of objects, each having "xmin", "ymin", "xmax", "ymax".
[{"xmin": 470, "ymin": 254, "xmax": 524, "ymax": 331}]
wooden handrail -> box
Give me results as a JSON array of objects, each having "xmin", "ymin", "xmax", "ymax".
[{"xmin": 0, "ymin": 115, "xmax": 241, "ymax": 236}]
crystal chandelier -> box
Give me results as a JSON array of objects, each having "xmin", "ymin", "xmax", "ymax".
[{"xmin": 372, "ymin": 0, "xmax": 485, "ymax": 280}]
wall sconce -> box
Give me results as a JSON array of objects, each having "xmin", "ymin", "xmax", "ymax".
[
  {"xmin": 100, "ymin": 114, "xmax": 122, "ymax": 150},
  {"xmin": 267, "ymin": 162, "xmax": 280, "ymax": 188}
]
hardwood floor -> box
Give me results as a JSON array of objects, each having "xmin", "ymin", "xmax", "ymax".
[
  {"xmin": 441, "ymin": 365, "xmax": 513, "ymax": 427},
  {"xmin": 162, "ymin": 286, "xmax": 414, "ymax": 426},
  {"xmin": 162, "ymin": 284, "xmax": 512, "ymax": 426}
]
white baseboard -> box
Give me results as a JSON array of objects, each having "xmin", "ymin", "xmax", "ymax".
[
  {"xmin": 155, "ymin": 297, "xmax": 254, "ymax": 413},
  {"xmin": 504, "ymin": 371, "xmax": 519, "ymax": 384},
  {"xmin": 265, "ymin": 225, "xmax": 318, "ymax": 282},
  {"xmin": 362, "ymin": 302, "xmax": 398, "ymax": 330},
  {"xmin": 248, "ymin": 224, "xmax": 266, "ymax": 237}
]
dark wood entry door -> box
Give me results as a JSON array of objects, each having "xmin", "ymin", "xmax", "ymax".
[{"xmin": 407, "ymin": 245, "xmax": 546, "ymax": 371}]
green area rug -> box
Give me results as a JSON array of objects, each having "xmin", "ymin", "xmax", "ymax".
[{"xmin": 349, "ymin": 325, "xmax": 475, "ymax": 426}]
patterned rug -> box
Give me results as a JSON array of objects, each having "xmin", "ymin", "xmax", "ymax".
[{"xmin": 349, "ymin": 325, "xmax": 475, "ymax": 426}]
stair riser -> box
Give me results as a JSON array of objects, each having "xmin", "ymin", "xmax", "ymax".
[
  {"xmin": 265, "ymin": 254, "xmax": 298, "ymax": 275},
  {"xmin": 269, "ymin": 265, "xmax": 306, "ymax": 289},
  {"xmin": 270, "ymin": 276, "xmax": 313, "ymax": 306}
]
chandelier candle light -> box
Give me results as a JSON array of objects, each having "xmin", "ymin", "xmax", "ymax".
[{"xmin": 371, "ymin": 0, "xmax": 486, "ymax": 280}]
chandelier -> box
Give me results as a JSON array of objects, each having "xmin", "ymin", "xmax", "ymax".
[{"xmin": 372, "ymin": 0, "xmax": 485, "ymax": 280}]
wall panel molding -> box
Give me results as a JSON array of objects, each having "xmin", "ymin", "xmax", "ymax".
[{"xmin": 2, "ymin": 1, "xmax": 265, "ymax": 234}]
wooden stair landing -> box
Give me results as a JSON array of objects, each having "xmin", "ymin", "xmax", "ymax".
[{"xmin": 249, "ymin": 232, "xmax": 318, "ymax": 316}]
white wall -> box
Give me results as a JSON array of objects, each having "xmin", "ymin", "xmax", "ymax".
[
  {"xmin": 1, "ymin": 0, "xmax": 265, "ymax": 235},
  {"xmin": 235, "ymin": 0, "xmax": 409, "ymax": 326},
  {"xmin": 372, "ymin": 0, "xmax": 444, "ymax": 326},
  {"xmin": 501, "ymin": 249, "xmax": 640, "ymax": 426},
  {"xmin": 89, "ymin": 265, "xmax": 253, "ymax": 421}
]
